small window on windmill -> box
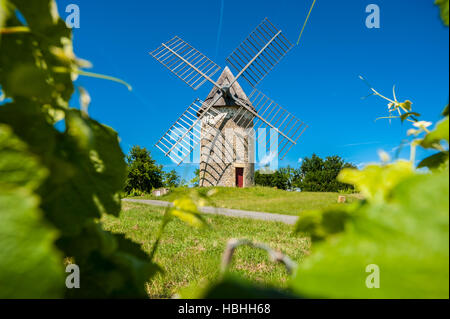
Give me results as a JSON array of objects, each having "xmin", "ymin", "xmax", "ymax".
[{"xmin": 210, "ymin": 149, "xmax": 214, "ymax": 155}]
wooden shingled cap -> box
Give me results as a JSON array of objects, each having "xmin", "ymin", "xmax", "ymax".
[{"xmin": 198, "ymin": 66, "xmax": 256, "ymax": 116}]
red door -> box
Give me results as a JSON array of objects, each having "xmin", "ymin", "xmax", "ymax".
[{"xmin": 236, "ymin": 168, "xmax": 244, "ymax": 188}]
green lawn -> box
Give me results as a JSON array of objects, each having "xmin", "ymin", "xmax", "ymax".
[
  {"xmin": 102, "ymin": 201, "xmax": 309, "ymax": 298},
  {"xmin": 130, "ymin": 186, "xmax": 362, "ymax": 216}
]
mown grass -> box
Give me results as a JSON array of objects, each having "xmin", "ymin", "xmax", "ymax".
[
  {"xmin": 101, "ymin": 201, "xmax": 309, "ymax": 298},
  {"xmin": 130, "ymin": 186, "xmax": 362, "ymax": 216}
]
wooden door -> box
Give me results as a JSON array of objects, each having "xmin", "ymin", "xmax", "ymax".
[{"xmin": 236, "ymin": 167, "xmax": 244, "ymax": 188}]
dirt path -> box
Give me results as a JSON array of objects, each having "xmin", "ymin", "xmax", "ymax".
[{"xmin": 122, "ymin": 198, "xmax": 299, "ymax": 225}]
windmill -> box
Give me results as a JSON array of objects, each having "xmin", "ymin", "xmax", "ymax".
[{"xmin": 150, "ymin": 18, "xmax": 308, "ymax": 187}]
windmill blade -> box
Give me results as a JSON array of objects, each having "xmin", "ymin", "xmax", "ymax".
[
  {"xmin": 150, "ymin": 36, "xmax": 222, "ymax": 90},
  {"xmin": 155, "ymin": 92, "xmax": 226, "ymax": 165},
  {"xmin": 226, "ymin": 18, "xmax": 294, "ymax": 88},
  {"xmin": 232, "ymin": 89, "xmax": 307, "ymax": 160}
]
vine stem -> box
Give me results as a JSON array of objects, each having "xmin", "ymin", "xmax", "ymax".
[
  {"xmin": 53, "ymin": 67, "xmax": 133, "ymax": 91},
  {"xmin": 410, "ymin": 140, "xmax": 417, "ymax": 163},
  {"xmin": 149, "ymin": 207, "xmax": 172, "ymax": 260},
  {"xmin": 221, "ymin": 238, "xmax": 297, "ymax": 275},
  {"xmin": 0, "ymin": 26, "xmax": 30, "ymax": 34},
  {"xmin": 75, "ymin": 70, "xmax": 133, "ymax": 91}
]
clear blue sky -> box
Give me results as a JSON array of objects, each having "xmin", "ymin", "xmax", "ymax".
[{"xmin": 57, "ymin": 0, "xmax": 449, "ymax": 181}]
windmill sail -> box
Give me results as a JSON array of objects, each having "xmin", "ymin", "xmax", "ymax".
[
  {"xmin": 226, "ymin": 18, "xmax": 294, "ymax": 88},
  {"xmin": 151, "ymin": 18, "xmax": 306, "ymax": 168},
  {"xmin": 150, "ymin": 36, "xmax": 221, "ymax": 90},
  {"xmin": 233, "ymin": 89, "xmax": 307, "ymax": 160},
  {"xmin": 155, "ymin": 93, "xmax": 225, "ymax": 165}
]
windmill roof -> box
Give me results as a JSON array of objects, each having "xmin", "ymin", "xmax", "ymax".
[{"xmin": 199, "ymin": 67, "xmax": 255, "ymax": 115}]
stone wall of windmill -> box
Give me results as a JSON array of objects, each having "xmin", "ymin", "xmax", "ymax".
[{"xmin": 199, "ymin": 106, "xmax": 255, "ymax": 187}]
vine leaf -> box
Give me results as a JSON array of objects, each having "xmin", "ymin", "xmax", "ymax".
[
  {"xmin": 417, "ymin": 151, "xmax": 449, "ymax": 170},
  {"xmin": 419, "ymin": 117, "xmax": 449, "ymax": 149},
  {"xmin": 169, "ymin": 197, "xmax": 207, "ymax": 228},
  {"xmin": 291, "ymin": 169, "xmax": 449, "ymax": 299},
  {"xmin": 400, "ymin": 112, "xmax": 420, "ymax": 123},
  {"xmin": 294, "ymin": 208, "xmax": 350, "ymax": 242},
  {"xmin": 337, "ymin": 160, "xmax": 414, "ymax": 203},
  {"xmin": 0, "ymin": 124, "xmax": 64, "ymax": 298},
  {"xmin": 435, "ymin": 0, "xmax": 449, "ymax": 26}
]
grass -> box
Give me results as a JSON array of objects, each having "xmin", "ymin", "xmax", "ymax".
[
  {"xmin": 102, "ymin": 201, "xmax": 309, "ymax": 298},
  {"xmin": 130, "ymin": 186, "xmax": 362, "ymax": 216}
]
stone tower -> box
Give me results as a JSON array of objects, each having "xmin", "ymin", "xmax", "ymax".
[{"xmin": 198, "ymin": 67, "xmax": 255, "ymax": 188}]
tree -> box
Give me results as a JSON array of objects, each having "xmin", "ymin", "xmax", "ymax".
[
  {"xmin": 294, "ymin": 154, "xmax": 355, "ymax": 192},
  {"xmin": 125, "ymin": 146, "xmax": 164, "ymax": 194},
  {"xmin": 255, "ymin": 166, "xmax": 296, "ymax": 190},
  {"xmin": 164, "ymin": 169, "xmax": 181, "ymax": 188},
  {"xmin": 191, "ymin": 168, "xmax": 200, "ymax": 187}
]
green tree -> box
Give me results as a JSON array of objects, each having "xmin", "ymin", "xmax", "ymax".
[
  {"xmin": 255, "ymin": 166, "xmax": 296, "ymax": 190},
  {"xmin": 125, "ymin": 146, "xmax": 163, "ymax": 194},
  {"xmin": 191, "ymin": 168, "xmax": 200, "ymax": 187},
  {"xmin": 164, "ymin": 169, "xmax": 181, "ymax": 188},
  {"xmin": 254, "ymin": 169, "xmax": 275, "ymax": 187},
  {"xmin": 294, "ymin": 154, "xmax": 355, "ymax": 192}
]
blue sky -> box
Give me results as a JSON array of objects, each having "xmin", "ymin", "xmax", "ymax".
[{"xmin": 57, "ymin": 0, "xmax": 448, "ymax": 181}]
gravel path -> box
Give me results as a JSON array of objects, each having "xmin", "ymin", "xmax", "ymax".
[{"xmin": 122, "ymin": 198, "xmax": 298, "ymax": 225}]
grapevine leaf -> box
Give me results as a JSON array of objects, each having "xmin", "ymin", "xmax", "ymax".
[
  {"xmin": 435, "ymin": 0, "xmax": 449, "ymax": 26},
  {"xmin": 0, "ymin": 0, "xmax": 74, "ymax": 105},
  {"xmin": 294, "ymin": 207, "xmax": 351, "ymax": 242},
  {"xmin": 0, "ymin": 0, "xmax": 12, "ymax": 36},
  {"xmin": 442, "ymin": 104, "xmax": 449, "ymax": 117},
  {"xmin": 63, "ymin": 110, "xmax": 127, "ymax": 217},
  {"xmin": 63, "ymin": 229, "xmax": 161, "ymax": 298},
  {"xmin": 400, "ymin": 112, "xmax": 420, "ymax": 123},
  {"xmin": 337, "ymin": 160, "xmax": 414, "ymax": 203},
  {"xmin": 419, "ymin": 117, "xmax": 449, "ymax": 149},
  {"xmin": 39, "ymin": 110, "xmax": 126, "ymax": 235},
  {"xmin": 399, "ymin": 100, "xmax": 413, "ymax": 111},
  {"xmin": 291, "ymin": 169, "xmax": 449, "ymax": 299},
  {"xmin": 9, "ymin": 0, "xmax": 59, "ymax": 31},
  {"xmin": 169, "ymin": 197, "xmax": 208, "ymax": 228},
  {"xmin": 0, "ymin": 124, "xmax": 64, "ymax": 298},
  {"xmin": 0, "ymin": 0, "xmax": 154, "ymax": 299},
  {"xmin": 417, "ymin": 152, "xmax": 449, "ymax": 170}
]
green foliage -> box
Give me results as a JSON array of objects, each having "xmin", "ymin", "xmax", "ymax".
[
  {"xmin": 169, "ymin": 197, "xmax": 208, "ymax": 228},
  {"xmin": 0, "ymin": 0, "xmax": 155, "ymax": 298},
  {"xmin": 417, "ymin": 116, "xmax": 449, "ymax": 171},
  {"xmin": 417, "ymin": 151, "xmax": 449, "ymax": 170},
  {"xmin": 164, "ymin": 169, "xmax": 181, "ymax": 188},
  {"xmin": 338, "ymin": 160, "xmax": 414, "ymax": 203},
  {"xmin": 191, "ymin": 168, "xmax": 200, "ymax": 187},
  {"xmin": 436, "ymin": 0, "xmax": 449, "ymax": 26},
  {"xmin": 290, "ymin": 67, "xmax": 450, "ymax": 298},
  {"xmin": 290, "ymin": 63, "xmax": 450, "ymax": 298},
  {"xmin": 295, "ymin": 154, "xmax": 356, "ymax": 192},
  {"xmin": 294, "ymin": 207, "xmax": 350, "ymax": 242},
  {"xmin": 0, "ymin": 125, "xmax": 63, "ymax": 298},
  {"xmin": 124, "ymin": 145, "xmax": 164, "ymax": 194},
  {"xmin": 292, "ymin": 166, "xmax": 449, "ymax": 298},
  {"xmin": 255, "ymin": 166, "xmax": 297, "ymax": 190}
]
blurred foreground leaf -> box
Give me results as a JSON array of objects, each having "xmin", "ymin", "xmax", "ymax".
[
  {"xmin": 291, "ymin": 167, "xmax": 449, "ymax": 298},
  {"xmin": 0, "ymin": 125, "xmax": 64, "ymax": 298}
]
